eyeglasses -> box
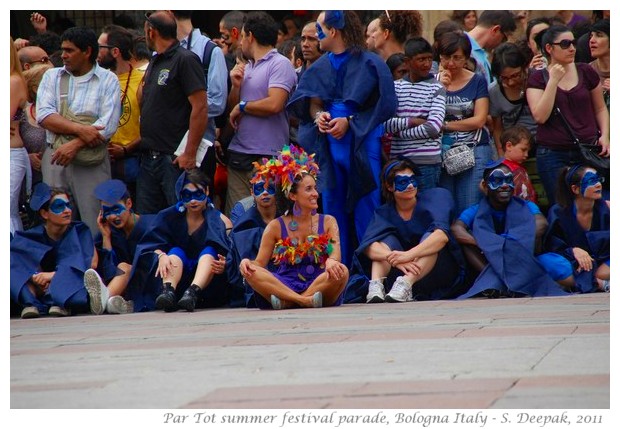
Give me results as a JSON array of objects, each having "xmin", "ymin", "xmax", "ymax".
[
  {"xmin": 101, "ymin": 204, "xmax": 126, "ymax": 219},
  {"xmin": 219, "ymin": 32, "xmax": 231, "ymax": 41},
  {"xmin": 439, "ymin": 54, "xmax": 466, "ymax": 63},
  {"xmin": 98, "ymin": 45, "xmax": 114, "ymax": 50},
  {"xmin": 499, "ymin": 70, "xmax": 524, "ymax": 83},
  {"xmin": 27, "ymin": 57, "xmax": 50, "ymax": 65},
  {"xmin": 486, "ymin": 170, "xmax": 515, "ymax": 190},
  {"xmin": 551, "ymin": 39, "xmax": 577, "ymax": 49},
  {"xmin": 48, "ymin": 198, "xmax": 73, "ymax": 215}
]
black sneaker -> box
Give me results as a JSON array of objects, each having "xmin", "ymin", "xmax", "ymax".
[
  {"xmin": 177, "ymin": 286, "xmax": 199, "ymax": 312},
  {"xmin": 155, "ymin": 286, "xmax": 178, "ymax": 312}
]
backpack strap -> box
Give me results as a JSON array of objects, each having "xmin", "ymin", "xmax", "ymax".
[{"xmin": 201, "ymin": 39, "xmax": 217, "ymax": 90}]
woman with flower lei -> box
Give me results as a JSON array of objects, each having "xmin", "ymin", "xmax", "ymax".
[{"xmin": 239, "ymin": 145, "xmax": 348, "ymax": 309}]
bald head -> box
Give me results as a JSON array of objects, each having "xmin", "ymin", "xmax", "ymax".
[{"xmin": 18, "ymin": 46, "xmax": 51, "ymax": 70}]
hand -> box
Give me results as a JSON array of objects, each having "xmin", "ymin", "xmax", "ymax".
[
  {"xmin": 326, "ymin": 117, "xmax": 349, "ymax": 140},
  {"xmin": 155, "ymin": 254, "xmax": 177, "ymax": 279},
  {"xmin": 212, "ymin": 254, "xmax": 226, "ymax": 275},
  {"xmin": 547, "ymin": 63, "xmax": 566, "ymax": 84},
  {"xmin": 214, "ymin": 140, "xmax": 226, "ymax": 165},
  {"xmin": 229, "ymin": 104, "xmax": 242, "ymax": 130},
  {"xmin": 386, "ymin": 249, "xmax": 413, "ymax": 266},
  {"xmin": 13, "ymin": 38, "xmax": 29, "ymax": 50},
  {"xmin": 529, "ymin": 53, "xmax": 546, "ymax": 70},
  {"xmin": 108, "ymin": 143, "xmax": 125, "ymax": 161},
  {"xmin": 28, "ymin": 152, "xmax": 43, "ymax": 171},
  {"xmin": 230, "ymin": 62, "xmax": 245, "ymax": 89},
  {"xmin": 173, "ymin": 151, "xmax": 197, "ymax": 170},
  {"xmin": 76, "ymin": 124, "xmax": 105, "ymax": 147},
  {"xmin": 598, "ymin": 135, "xmax": 610, "ymax": 157},
  {"xmin": 572, "ymin": 247, "xmax": 594, "ymax": 273},
  {"xmin": 51, "ymin": 138, "xmax": 82, "ymax": 166},
  {"xmin": 30, "ymin": 12, "xmax": 48, "ymax": 33},
  {"xmin": 438, "ymin": 69, "xmax": 452, "ymax": 87},
  {"xmin": 602, "ymin": 78, "xmax": 610, "ymax": 92},
  {"xmin": 239, "ymin": 258, "xmax": 256, "ymax": 279},
  {"xmin": 32, "ymin": 271, "xmax": 54, "ymax": 289},
  {"xmin": 315, "ymin": 111, "xmax": 332, "ymax": 134},
  {"xmin": 395, "ymin": 261, "xmax": 422, "ymax": 277},
  {"xmin": 325, "ymin": 257, "xmax": 346, "ymax": 280},
  {"xmin": 96, "ymin": 210, "xmax": 112, "ymax": 237}
]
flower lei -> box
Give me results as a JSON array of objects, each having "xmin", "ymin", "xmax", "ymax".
[
  {"xmin": 251, "ymin": 144, "xmax": 319, "ymax": 196},
  {"xmin": 272, "ymin": 233, "xmax": 334, "ymax": 266}
]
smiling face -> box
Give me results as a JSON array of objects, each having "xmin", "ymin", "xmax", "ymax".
[
  {"xmin": 485, "ymin": 165, "xmax": 515, "ymax": 207},
  {"xmin": 290, "ymin": 175, "xmax": 319, "ymax": 211}
]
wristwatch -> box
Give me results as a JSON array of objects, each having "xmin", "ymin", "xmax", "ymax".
[{"xmin": 239, "ymin": 100, "xmax": 247, "ymax": 113}]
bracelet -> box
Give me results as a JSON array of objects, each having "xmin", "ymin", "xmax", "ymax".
[
  {"xmin": 346, "ymin": 115, "xmax": 353, "ymax": 123},
  {"xmin": 314, "ymin": 111, "xmax": 325, "ymax": 120},
  {"xmin": 157, "ymin": 252, "xmax": 166, "ymax": 259}
]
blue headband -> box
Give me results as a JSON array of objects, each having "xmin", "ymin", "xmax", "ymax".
[
  {"xmin": 324, "ymin": 11, "xmax": 345, "ymax": 29},
  {"xmin": 383, "ymin": 160, "xmax": 401, "ymax": 182},
  {"xmin": 565, "ymin": 164, "xmax": 583, "ymax": 188}
]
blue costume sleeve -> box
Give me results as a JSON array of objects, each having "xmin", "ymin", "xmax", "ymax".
[{"xmin": 458, "ymin": 204, "xmax": 479, "ymax": 228}]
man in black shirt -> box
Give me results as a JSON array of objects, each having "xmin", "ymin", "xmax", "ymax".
[{"xmin": 137, "ymin": 10, "xmax": 207, "ymax": 214}]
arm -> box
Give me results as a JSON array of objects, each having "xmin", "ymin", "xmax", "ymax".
[
  {"xmin": 591, "ymin": 84, "xmax": 610, "ymax": 156},
  {"xmin": 239, "ymin": 219, "xmax": 279, "ymax": 278},
  {"xmin": 399, "ymin": 88, "xmax": 446, "ymax": 140},
  {"xmin": 323, "ymin": 215, "xmax": 347, "ymax": 280},
  {"xmin": 386, "ymin": 229, "xmax": 449, "ymax": 266},
  {"xmin": 206, "ymin": 49, "xmax": 228, "ymax": 117},
  {"xmin": 174, "ymin": 89, "xmax": 208, "ymax": 170},
  {"xmin": 451, "ymin": 219, "xmax": 487, "ymax": 272},
  {"xmin": 444, "ymin": 97, "xmax": 489, "ymax": 131},
  {"xmin": 233, "ymin": 87, "xmax": 290, "ymax": 117},
  {"xmin": 527, "ymin": 64, "xmax": 565, "ymax": 124},
  {"xmin": 10, "ymin": 76, "xmax": 27, "ymax": 117},
  {"xmin": 534, "ymin": 213, "xmax": 548, "ymax": 254},
  {"xmin": 491, "ymin": 116, "xmax": 504, "ymax": 157},
  {"xmin": 227, "ymin": 61, "xmax": 244, "ymax": 109}
]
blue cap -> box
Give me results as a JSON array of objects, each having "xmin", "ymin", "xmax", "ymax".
[
  {"xmin": 174, "ymin": 171, "xmax": 188, "ymax": 200},
  {"xmin": 30, "ymin": 182, "xmax": 52, "ymax": 211},
  {"xmin": 94, "ymin": 179, "xmax": 128, "ymax": 205}
]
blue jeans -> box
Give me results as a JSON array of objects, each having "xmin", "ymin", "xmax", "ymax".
[
  {"xmin": 136, "ymin": 153, "xmax": 181, "ymax": 214},
  {"xmin": 415, "ymin": 164, "xmax": 441, "ymax": 190},
  {"xmin": 536, "ymin": 147, "xmax": 582, "ymax": 207}
]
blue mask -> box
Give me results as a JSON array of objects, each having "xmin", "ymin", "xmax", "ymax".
[
  {"xmin": 180, "ymin": 188, "xmax": 207, "ymax": 204},
  {"xmin": 393, "ymin": 174, "xmax": 418, "ymax": 192},
  {"xmin": 102, "ymin": 203, "xmax": 127, "ymax": 219},
  {"xmin": 487, "ymin": 169, "xmax": 515, "ymax": 190},
  {"xmin": 580, "ymin": 172, "xmax": 603, "ymax": 195},
  {"xmin": 316, "ymin": 22, "xmax": 327, "ymax": 40},
  {"xmin": 49, "ymin": 198, "xmax": 72, "ymax": 215},
  {"xmin": 253, "ymin": 181, "xmax": 276, "ymax": 197}
]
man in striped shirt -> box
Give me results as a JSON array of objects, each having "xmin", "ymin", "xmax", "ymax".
[{"xmin": 383, "ymin": 37, "xmax": 445, "ymax": 190}]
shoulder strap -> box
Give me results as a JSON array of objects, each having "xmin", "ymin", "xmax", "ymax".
[
  {"xmin": 201, "ymin": 40, "xmax": 217, "ymax": 89},
  {"xmin": 317, "ymin": 214, "xmax": 325, "ymax": 235},
  {"xmin": 59, "ymin": 72, "xmax": 70, "ymax": 115},
  {"xmin": 277, "ymin": 217, "xmax": 288, "ymax": 238}
]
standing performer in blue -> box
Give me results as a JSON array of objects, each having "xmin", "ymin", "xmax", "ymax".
[
  {"xmin": 11, "ymin": 183, "xmax": 115, "ymax": 318},
  {"xmin": 288, "ymin": 10, "xmax": 397, "ymax": 266},
  {"xmin": 127, "ymin": 169, "xmax": 230, "ymax": 312},
  {"xmin": 451, "ymin": 160, "xmax": 572, "ymax": 299},
  {"xmin": 544, "ymin": 164, "xmax": 610, "ymax": 293},
  {"xmin": 345, "ymin": 159, "xmax": 466, "ymax": 304}
]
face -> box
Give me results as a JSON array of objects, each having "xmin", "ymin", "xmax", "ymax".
[
  {"xmin": 390, "ymin": 168, "xmax": 418, "ymax": 198},
  {"xmin": 372, "ymin": 22, "xmax": 390, "ymax": 51},
  {"xmin": 97, "ymin": 33, "xmax": 116, "ymax": 70},
  {"xmin": 485, "ymin": 167, "xmax": 515, "ymax": 205},
  {"xmin": 439, "ymin": 48, "xmax": 468, "ymax": 73},
  {"xmin": 301, "ymin": 24, "xmax": 321, "ymax": 63},
  {"xmin": 290, "ymin": 175, "xmax": 319, "ymax": 210},
  {"xmin": 219, "ymin": 22, "xmax": 233, "ymax": 50},
  {"xmin": 180, "ymin": 183, "xmax": 208, "ymax": 212},
  {"xmin": 60, "ymin": 40, "xmax": 92, "ymax": 76},
  {"xmin": 499, "ymin": 66, "xmax": 525, "ymax": 90},
  {"xmin": 407, "ymin": 52, "xmax": 433, "ymax": 80},
  {"xmin": 284, "ymin": 19, "xmax": 298, "ymax": 37},
  {"xmin": 366, "ymin": 18, "xmax": 380, "ymax": 51},
  {"xmin": 316, "ymin": 13, "xmax": 333, "ymax": 52},
  {"xmin": 239, "ymin": 28, "xmax": 252, "ymax": 60},
  {"xmin": 464, "ymin": 11, "xmax": 477, "ymax": 31},
  {"xmin": 528, "ymin": 23, "xmax": 549, "ymax": 55},
  {"xmin": 43, "ymin": 194, "xmax": 73, "ymax": 226},
  {"xmin": 577, "ymin": 169, "xmax": 603, "ymax": 199},
  {"xmin": 489, "ymin": 25, "xmax": 510, "ymax": 50},
  {"xmin": 252, "ymin": 180, "xmax": 276, "ymax": 208},
  {"xmin": 589, "ymin": 31, "xmax": 610, "ymax": 59},
  {"xmin": 504, "ymin": 139, "xmax": 530, "ymax": 164},
  {"xmin": 101, "ymin": 200, "xmax": 131, "ymax": 228},
  {"xmin": 547, "ymin": 31, "xmax": 576, "ymax": 63},
  {"xmin": 23, "ymin": 47, "xmax": 50, "ymax": 70},
  {"xmin": 391, "ymin": 63, "xmax": 408, "ymax": 80}
]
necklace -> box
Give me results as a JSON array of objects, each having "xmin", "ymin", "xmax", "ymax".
[{"xmin": 120, "ymin": 65, "xmax": 133, "ymax": 108}]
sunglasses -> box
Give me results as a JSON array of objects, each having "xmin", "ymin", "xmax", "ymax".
[
  {"xmin": 487, "ymin": 170, "xmax": 515, "ymax": 190},
  {"xmin": 393, "ymin": 174, "xmax": 418, "ymax": 192},
  {"xmin": 551, "ymin": 39, "xmax": 577, "ymax": 49},
  {"xmin": 180, "ymin": 188, "xmax": 207, "ymax": 204},
  {"xmin": 28, "ymin": 57, "xmax": 50, "ymax": 65},
  {"xmin": 102, "ymin": 204, "xmax": 127, "ymax": 219},
  {"xmin": 49, "ymin": 198, "xmax": 73, "ymax": 215},
  {"xmin": 252, "ymin": 181, "xmax": 276, "ymax": 197},
  {"xmin": 98, "ymin": 45, "xmax": 115, "ymax": 50}
]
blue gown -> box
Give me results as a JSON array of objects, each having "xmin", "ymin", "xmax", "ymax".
[
  {"xmin": 459, "ymin": 197, "xmax": 568, "ymax": 298},
  {"xmin": 345, "ymin": 188, "xmax": 466, "ymax": 303},
  {"xmin": 545, "ymin": 200, "xmax": 610, "ymax": 293},
  {"xmin": 126, "ymin": 206, "xmax": 231, "ymax": 311}
]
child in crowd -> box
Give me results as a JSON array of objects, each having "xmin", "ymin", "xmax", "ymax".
[{"xmin": 500, "ymin": 125, "xmax": 538, "ymax": 204}]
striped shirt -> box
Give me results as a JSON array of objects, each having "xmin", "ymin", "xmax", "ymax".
[
  {"xmin": 383, "ymin": 76, "xmax": 445, "ymax": 165},
  {"xmin": 37, "ymin": 64, "xmax": 121, "ymax": 144}
]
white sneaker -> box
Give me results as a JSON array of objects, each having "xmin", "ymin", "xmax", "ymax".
[
  {"xmin": 366, "ymin": 279, "xmax": 386, "ymax": 303},
  {"xmin": 83, "ymin": 269, "xmax": 109, "ymax": 315},
  {"xmin": 106, "ymin": 296, "xmax": 134, "ymax": 314},
  {"xmin": 385, "ymin": 276, "xmax": 413, "ymax": 302}
]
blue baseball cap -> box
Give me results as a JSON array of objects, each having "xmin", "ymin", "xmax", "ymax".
[{"xmin": 94, "ymin": 179, "xmax": 129, "ymax": 205}]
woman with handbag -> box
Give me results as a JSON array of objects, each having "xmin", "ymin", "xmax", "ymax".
[
  {"xmin": 526, "ymin": 25, "xmax": 609, "ymax": 207},
  {"xmin": 437, "ymin": 31, "xmax": 492, "ymax": 216}
]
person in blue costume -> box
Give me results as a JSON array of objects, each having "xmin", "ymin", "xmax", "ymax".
[
  {"xmin": 544, "ymin": 164, "xmax": 610, "ymax": 293},
  {"xmin": 345, "ymin": 159, "xmax": 466, "ymax": 304},
  {"xmin": 127, "ymin": 169, "xmax": 230, "ymax": 312},
  {"xmin": 11, "ymin": 183, "xmax": 116, "ymax": 319},
  {"xmin": 239, "ymin": 145, "xmax": 348, "ymax": 309},
  {"xmin": 452, "ymin": 160, "xmax": 573, "ymax": 299},
  {"xmin": 228, "ymin": 172, "xmax": 279, "ymax": 308},
  {"xmin": 92, "ymin": 179, "xmax": 156, "ymax": 314},
  {"xmin": 287, "ymin": 10, "xmax": 397, "ymax": 266}
]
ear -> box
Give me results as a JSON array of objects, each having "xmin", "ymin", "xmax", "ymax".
[
  {"xmin": 125, "ymin": 198, "xmax": 133, "ymax": 210},
  {"xmin": 570, "ymin": 184, "xmax": 581, "ymax": 195},
  {"xmin": 231, "ymin": 27, "xmax": 239, "ymax": 39},
  {"xmin": 40, "ymin": 209, "xmax": 50, "ymax": 222},
  {"xmin": 479, "ymin": 180, "xmax": 488, "ymax": 195}
]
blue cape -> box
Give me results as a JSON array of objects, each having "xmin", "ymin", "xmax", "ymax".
[
  {"xmin": 288, "ymin": 50, "xmax": 397, "ymax": 212},
  {"xmin": 545, "ymin": 200, "xmax": 610, "ymax": 293},
  {"xmin": 345, "ymin": 188, "xmax": 466, "ymax": 303},
  {"xmin": 459, "ymin": 197, "xmax": 567, "ymax": 298}
]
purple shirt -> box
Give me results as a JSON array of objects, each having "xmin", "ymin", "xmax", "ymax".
[
  {"xmin": 527, "ymin": 63, "xmax": 600, "ymax": 150},
  {"xmin": 229, "ymin": 49, "xmax": 297, "ymax": 156}
]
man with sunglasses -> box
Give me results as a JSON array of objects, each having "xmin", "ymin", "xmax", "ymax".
[
  {"xmin": 137, "ymin": 11, "xmax": 207, "ymax": 215},
  {"xmin": 451, "ymin": 159, "xmax": 573, "ymax": 299},
  {"xmin": 18, "ymin": 46, "xmax": 51, "ymax": 70}
]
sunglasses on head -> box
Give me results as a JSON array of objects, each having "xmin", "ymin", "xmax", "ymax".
[
  {"xmin": 393, "ymin": 174, "xmax": 418, "ymax": 192},
  {"xmin": 49, "ymin": 198, "xmax": 72, "ymax": 215},
  {"xmin": 252, "ymin": 181, "xmax": 276, "ymax": 197},
  {"xmin": 551, "ymin": 39, "xmax": 577, "ymax": 49},
  {"xmin": 180, "ymin": 188, "xmax": 207, "ymax": 204},
  {"xmin": 102, "ymin": 204, "xmax": 126, "ymax": 219},
  {"xmin": 487, "ymin": 169, "xmax": 515, "ymax": 190}
]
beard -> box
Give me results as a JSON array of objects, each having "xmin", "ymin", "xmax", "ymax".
[{"xmin": 98, "ymin": 52, "xmax": 117, "ymax": 71}]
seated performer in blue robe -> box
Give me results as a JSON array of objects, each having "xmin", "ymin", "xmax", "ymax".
[
  {"xmin": 287, "ymin": 10, "xmax": 397, "ymax": 266},
  {"xmin": 229, "ymin": 174, "xmax": 279, "ymax": 308},
  {"xmin": 345, "ymin": 159, "xmax": 466, "ymax": 304},
  {"xmin": 452, "ymin": 160, "xmax": 572, "ymax": 299},
  {"xmin": 92, "ymin": 179, "xmax": 155, "ymax": 314},
  {"xmin": 11, "ymin": 183, "xmax": 116, "ymax": 318},
  {"xmin": 126, "ymin": 169, "xmax": 230, "ymax": 312},
  {"xmin": 545, "ymin": 164, "xmax": 610, "ymax": 293}
]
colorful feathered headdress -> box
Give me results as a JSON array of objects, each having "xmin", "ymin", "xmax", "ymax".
[{"xmin": 251, "ymin": 144, "xmax": 319, "ymax": 197}]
